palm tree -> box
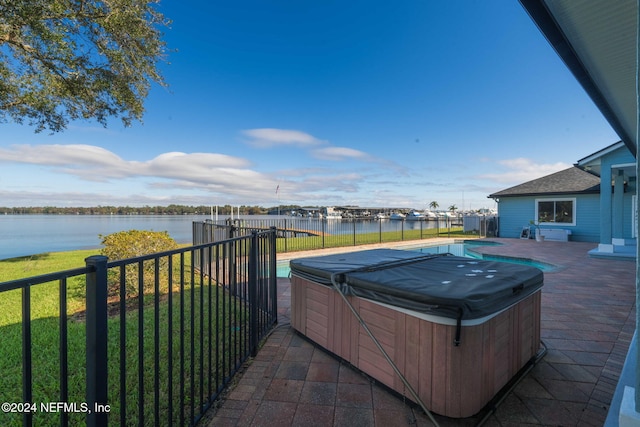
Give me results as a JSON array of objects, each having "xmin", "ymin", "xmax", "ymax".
[
  {"xmin": 448, "ymin": 204, "xmax": 458, "ymax": 214},
  {"xmin": 429, "ymin": 201, "xmax": 439, "ymax": 211}
]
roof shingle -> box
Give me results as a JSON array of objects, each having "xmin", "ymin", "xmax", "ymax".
[{"xmin": 488, "ymin": 166, "xmax": 600, "ymax": 198}]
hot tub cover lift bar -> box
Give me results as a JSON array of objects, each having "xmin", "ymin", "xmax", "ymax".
[{"xmin": 329, "ymin": 271, "xmax": 441, "ymax": 427}]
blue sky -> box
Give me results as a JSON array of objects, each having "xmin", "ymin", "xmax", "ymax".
[{"xmin": 0, "ymin": 1, "xmax": 619, "ymax": 211}]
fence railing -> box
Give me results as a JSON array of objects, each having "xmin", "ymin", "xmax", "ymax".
[
  {"xmin": 193, "ymin": 215, "xmax": 498, "ymax": 252},
  {"xmin": 0, "ymin": 229, "xmax": 278, "ymax": 427}
]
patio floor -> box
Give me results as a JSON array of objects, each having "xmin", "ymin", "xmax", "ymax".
[{"xmin": 206, "ymin": 238, "xmax": 636, "ymax": 426}]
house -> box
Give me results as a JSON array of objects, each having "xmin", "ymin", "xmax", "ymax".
[
  {"xmin": 489, "ymin": 141, "xmax": 637, "ymax": 258},
  {"xmin": 489, "ymin": 164, "xmax": 600, "ymax": 242}
]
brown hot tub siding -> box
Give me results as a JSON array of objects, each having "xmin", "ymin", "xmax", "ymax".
[{"xmin": 291, "ymin": 274, "xmax": 541, "ymax": 418}]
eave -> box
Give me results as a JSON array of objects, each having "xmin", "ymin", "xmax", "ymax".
[{"xmin": 519, "ymin": 0, "xmax": 638, "ymax": 157}]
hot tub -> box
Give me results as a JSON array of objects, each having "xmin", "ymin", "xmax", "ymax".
[{"xmin": 290, "ymin": 249, "xmax": 543, "ymax": 418}]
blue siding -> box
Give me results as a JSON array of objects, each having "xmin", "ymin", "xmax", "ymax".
[
  {"xmin": 573, "ymin": 195, "xmax": 600, "ymax": 242},
  {"xmin": 496, "ymin": 197, "xmax": 535, "ymax": 239},
  {"xmin": 600, "ymin": 146, "xmax": 635, "ymax": 165},
  {"xmin": 497, "ymin": 194, "xmax": 601, "ymax": 242}
]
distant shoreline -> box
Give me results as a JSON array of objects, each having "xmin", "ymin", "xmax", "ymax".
[{"xmin": 0, "ymin": 205, "xmax": 300, "ymax": 216}]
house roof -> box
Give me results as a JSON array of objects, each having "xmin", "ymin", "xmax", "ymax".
[
  {"xmin": 575, "ymin": 141, "xmax": 635, "ymax": 179},
  {"xmin": 488, "ymin": 167, "xmax": 600, "ymax": 198},
  {"xmin": 519, "ymin": 0, "xmax": 637, "ymax": 156},
  {"xmin": 576, "ymin": 141, "xmax": 626, "ymax": 167}
]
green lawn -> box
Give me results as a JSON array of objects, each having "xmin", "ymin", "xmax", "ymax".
[
  {"xmin": 274, "ymin": 226, "xmax": 468, "ymax": 252},
  {"xmin": 0, "ymin": 250, "xmax": 245, "ymax": 426}
]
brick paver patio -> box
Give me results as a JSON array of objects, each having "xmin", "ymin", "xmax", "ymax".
[{"xmin": 206, "ymin": 238, "xmax": 636, "ymax": 426}]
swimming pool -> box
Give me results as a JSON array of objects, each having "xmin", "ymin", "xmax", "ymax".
[
  {"xmin": 277, "ymin": 240, "xmax": 557, "ymax": 276},
  {"xmin": 277, "ymin": 262, "xmax": 293, "ymax": 277},
  {"xmin": 408, "ymin": 241, "xmax": 557, "ymax": 272}
]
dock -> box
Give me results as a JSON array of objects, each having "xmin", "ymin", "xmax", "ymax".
[
  {"xmin": 277, "ymin": 227, "xmax": 330, "ymax": 238},
  {"xmin": 243, "ymin": 225, "xmax": 329, "ymax": 238}
]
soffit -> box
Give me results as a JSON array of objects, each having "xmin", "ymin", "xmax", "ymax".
[{"xmin": 521, "ymin": 0, "xmax": 638, "ymax": 155}]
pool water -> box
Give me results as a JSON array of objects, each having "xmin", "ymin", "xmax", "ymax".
[
  {"xmin": 409, "ymin": 242, "xmax": 557, "ymax": 272},
  {"xmin": 277, "ymin": 241, "xmax": 556, "ymax": 277},
  {"xmin": 276, "ymin": 263, "xmax": 292, "ymax": 277}
]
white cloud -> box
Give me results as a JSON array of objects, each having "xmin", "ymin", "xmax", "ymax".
[
  {"xmin": 241, "ymin": 129, "xmax": 409, "ymax": 175},
  {"xmin": 241, "ymin": 128, "xmax": 324, "ymax": 148},
  {"xmin": 0, "ymin": 143, "xmax": 371, "ymax": 205},
  {"xmin": 0, "ymin": 188, "xmax": 228, "ymax": 207},
  {"xmin": 0, "ymin": 143, "xmax": 520, "ymax": 209},
  {"xmin": 0, "ymin": 144, "xmax": 123, "ymax": 167},
  {"xmin": 150, "ymin": 152, "xmax": 249, "ymax": 169},
  {"xmin": 476, "ymin": 157, "xmax": 570, "ymax": 184},
  {"xmin": 311, "ymin": 146, "xmax": 373, "ymax": 161},
  {"xmin": 0, "ymin": 144, "xmax": 256, "ymax": 181}
]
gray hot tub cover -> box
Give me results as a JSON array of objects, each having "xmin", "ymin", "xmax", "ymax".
[{"xmin": 289, "ymin": 248, "xmax": 544, "ymax": 321}]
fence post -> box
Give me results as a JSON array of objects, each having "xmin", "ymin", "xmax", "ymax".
[
  {"xmin": 269, "ymin": 227, "xmax": 278, "ymax": 323},
  {"xmin": 283, "ymin": 218, "xmax": 288, "ymax": 252},
  {"xmin": 225, "ymin": 219, "xmax": 237, "ymax": 239},
  {"xmin": 85, "ymin": 255, "xmax": 109, "ymax": 427},
  {"xmin": 227, "ymin": 221, "xmax": 238, "ymax": 296},
  {"xmin": 249, "ymin": 231, "xmax": 259, "ymax": 357},
  {"xmin": 353, "ymin": 220, "xmax": 356, "ymax": 246},
  {"xmin": 192, "ymin": 221, "xmax": 197, "ymax": 246}
]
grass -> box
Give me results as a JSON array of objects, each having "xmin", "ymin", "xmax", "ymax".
[
  {"xmin": 0, "ymin": 250, "xmax": 247, "ymax": 426},
  {"xmin": 275, "ymin": 225, "xmax": 469, "ymax": 252},
  {"xmin": 0, "ymin": 250, "xmax": 99, "ymax": 327}
]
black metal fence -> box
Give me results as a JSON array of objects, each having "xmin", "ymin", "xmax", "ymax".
[
  {"xmin": 0, "ymin": 229, "xmax": 277, "ymax": 427},
  {"xmin": 193, "ymin": 215, "xmax": 498, "ymax": 252}
]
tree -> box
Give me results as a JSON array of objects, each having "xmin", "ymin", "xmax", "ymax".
[
  {"xmin": 448, "ymin": 204, "xmax": 458, "ymax": 213},
  {"xmin": 0, "ymin": 0, "xmax": 170, "ymax": 133},
  {"xmin": 429, "ymin": 201, "xmax": 439, "ymax": 211}
]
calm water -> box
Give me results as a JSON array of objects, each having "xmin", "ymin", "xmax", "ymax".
[
  {"xmin": 0, "ymin": 214, "xmax": 447, "ymax": 261},
  {"xmin": 0, "ymin": 214, "xmax": 215, "ymax": 260}
]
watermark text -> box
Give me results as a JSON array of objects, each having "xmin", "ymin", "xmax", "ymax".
[{"xmin": 2, "ymin": 402, "xmax": 110, "ymax": 414}]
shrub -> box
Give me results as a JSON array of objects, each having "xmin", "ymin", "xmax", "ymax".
[{"xmin": 99, "ymin": 230, "xmax": 179, "ymax": 298}]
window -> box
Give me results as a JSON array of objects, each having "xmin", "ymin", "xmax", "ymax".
[{"xmin": 535, "ymin": 198, "xmax": 575, "ymax": 225}]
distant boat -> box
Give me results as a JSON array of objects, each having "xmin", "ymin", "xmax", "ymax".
[
  {"xmin": 405, "ymin": 210, "xmax": 425, "ymax": 221},
  {"xmin": 424, "ymin": 210, "xmax": 438, "ymax": 219},
  {"xmin": 437, "ymin": 211, "xmax": 457, "ymax": 220},
  {"xmin": 322, "ymin": 207, "xmax": 343, "ymax": 219},
  {"xmin": 390, "ymin": 212, "xmax": 405, "ymax": 220},
  {"xmin": 374, "ymin": 213, "xmax": 390, "ymax": 220},
  {"xmin": 325, "ymin": 212, "xmax": 342, "ymax": 219}
]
